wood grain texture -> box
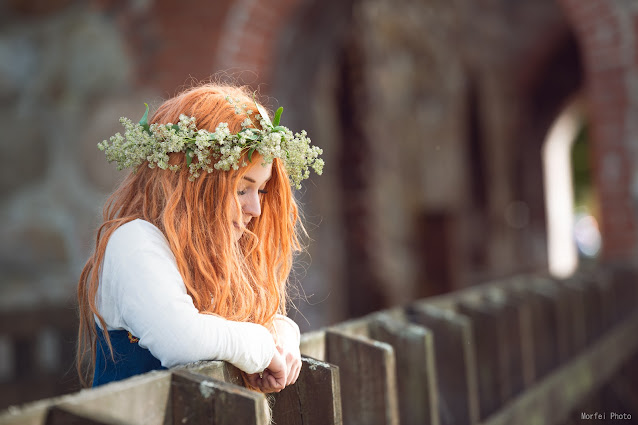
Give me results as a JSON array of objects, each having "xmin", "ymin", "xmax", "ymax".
[
  {"xmin": 481, "ymin": 311, "xmax": 638, "ymax": 425},
  {"xmin": 175, "ymin": 360, "xmax": 244, "ymax": 386},
  {"xmin": 45, "ymin": 407, "xmax": 121, "ymax": 425},
  {"xmin": 171, "ymin": 370, "xmax": 268, "ymax": 425},
  {"xmin": 407, "ymin": 304, "xmax": 479, "ymax": 425},
  {"xmin": 326, "ymin": 330, "xmax": 399, "ymax": 425},
  {"xmin": 271, "ymin": 356, "xmax": 342, "ymax": 425},
  {"xmin": 368, "ymin": 313, "xmax": 440, "ymax": 425}
]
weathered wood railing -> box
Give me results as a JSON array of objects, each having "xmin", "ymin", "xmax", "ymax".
[{"xmin": 1, "ymin": 264, "xmax": 637, "ymax": 425}]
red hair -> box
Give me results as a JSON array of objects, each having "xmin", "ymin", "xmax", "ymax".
[{"xmin": 77, "ymin": 84, "xmax": 301, "ymax": 386}]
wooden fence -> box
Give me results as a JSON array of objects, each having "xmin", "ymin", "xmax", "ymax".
[{"xmin": 1, "ymin": 264, "xmax": 638, "ymax": 424}]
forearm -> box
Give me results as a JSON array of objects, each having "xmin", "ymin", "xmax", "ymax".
[{"xmin": 140, "ymin": 314, "xmax": 275, "ymax": 373}]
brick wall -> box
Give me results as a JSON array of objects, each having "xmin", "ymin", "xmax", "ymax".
[{"xmin": 559, "ymin": 0, "xmax": 638, "ymax": 262}]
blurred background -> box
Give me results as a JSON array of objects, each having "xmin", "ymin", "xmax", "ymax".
[{"xmin": 1, "ymin": 0, "xmax": 636, "ymax": 410}]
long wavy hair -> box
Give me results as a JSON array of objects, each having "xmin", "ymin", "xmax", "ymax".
[{"xmin": 77, "ymin": 84, "xmax": 302, "ymax": 387}]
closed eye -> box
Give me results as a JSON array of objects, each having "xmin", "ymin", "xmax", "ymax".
[{"xmin": 238, "ymin": 189, "xmax": 267, "ymax": 196}]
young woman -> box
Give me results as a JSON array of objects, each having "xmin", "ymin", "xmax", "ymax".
[{"xmin": 76, "ymin": 83, "xmax": 323, "ymax": 393}]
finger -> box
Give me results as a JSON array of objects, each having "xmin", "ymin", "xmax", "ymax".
[
  {"xmin": 285, "ymin": 355, "xmax": 294, "ymax": 385},
  {"xmin": 288, "ymin": 360, "xmax": 301, "ymax": 385},
  {"xmin": 266, "ymin": 372, "xmax": 277, "ymax": 388},
  {"xmin": 269, "ymin": 369, "xmax": 286, "ymax": 389},
  {"xmin": 268, "ymin": 350, "xmax": 287, "ymax": 383},
  {"xmin": 270, "ymin": 358, "xmax": 288, "ymax": 386},
  {"xmin": 251, "ymin": 375, "xmax": 274, "ymax": 393},
  {"xmin": 266, "ymin": 373, "xmax": 283, "ymax": 390},
  {"xmin": 246, "ymin": 373, "xmax": 260, "ymax": 388},
  {"xmin": 286, "ymin": 359, "xmax": 298, "ymax": 385}
]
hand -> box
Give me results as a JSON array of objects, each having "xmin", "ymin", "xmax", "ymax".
[
  {"xmin": 245, "ymin": 349, "xmax": 287, "ymax": 393},
  {"xmin": 272, "ymin": 317, "xmax": 302, "ymax": 386}
]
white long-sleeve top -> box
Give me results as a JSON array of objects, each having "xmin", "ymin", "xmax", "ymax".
[{"xmin": 95, "ymin": 219, "xmax": 298, "ymax": 374}]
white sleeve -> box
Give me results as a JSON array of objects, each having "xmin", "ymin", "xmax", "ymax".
[{"xmin": 96, "ymin": 220, "xmax": 276, "ymax": 373}]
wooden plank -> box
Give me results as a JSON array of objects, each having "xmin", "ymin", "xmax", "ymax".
[
  {"xmin": 606, "ymin": 352, "xmax": 638, "ymax": 415},
  {"xmin": 508, "ymin": 281, "xmax": 556, "ymax": 380},
  {"xmin": 57, "ymin": 371, "xmax": 172, "ymax": 425},
  {"xmin": 326, "ymin": 330, "xmax": 399, "ymax": 425},
  {"xmin": 480, "ymin": 311, "xmax": 638, "ymax": 425},
  {"xmin": 483, "ymin": 288, "xmax": 525, "ymax": 404},
  {"xmin": 590, "ymin": 270, "xmax": 616, "ymax": 332},
  {"xmin": 457, "ymin": 300, "xmax": 503, "ymax": 419},
  {"xmin": 608, "ymin": 265, "xmax": 638, "ymax": 322},
  {"xmin": 504, "ymin": 282, "xmax": 540, "ymax": 386},
  {"xmin": 44, "ymin": 406, "xmax": 120, "ymax": 425},
  {"xmin": 407, "ymin": 304, "xmax": 480, "ymax": 425},
  {"xmin": 558, "ymin": 279, "xmax": 587, "ymax": 357},
  {"xmin": 0, "ymin": 371, "xmax": 172, "ymax": 425},
  {"xmin": 524, "ymin": 282, "xmax": 560, "ymax": 378},
  {"xmin": 368, "ymin": 313, "xmax": 439, "ymax": 425},
  {"xmin": 526, "ymin": 280, "xmax": 572, "ymax": 364},
  {"xmin": 482, "ymin": 288, "xmax": 525, "ymax": 400},
  {"xmin": 0, "ymin": 373, "xmax": 80, "ymax": 413},
  {"xmin": 579, "ymin": 277, "xmax": 605, "ymax": 343},
  {"xmin": 300, "ymin": 331, "xmax": 326, "ymax": 361},
  {"xmin": 271, "ymin": 357, "xmax": 342, "ymax": 425},
  {"xmin": 334, "ymin": 319, "xmax": 369, "ymax": 338},
  {"xmin": 606, "ymin": 269, "xmax": 628, "ymax": 324},
  {"xmin": 171, "ymin": 370, "xmax": 268, "ymax": 425},
  {"xmin": 174, "ymin": 360, "xmax": 244, "ymax": 386}
]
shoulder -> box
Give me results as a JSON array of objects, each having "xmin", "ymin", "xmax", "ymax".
[
  {"xmin": 110, "ymin": 219, "xmax": 165, "ymax": 244},
  {"xmin": 106, "ymin": 219, "xmax": 173, "ymax": 260}
]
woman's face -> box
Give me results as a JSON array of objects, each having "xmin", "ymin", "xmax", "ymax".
[{"xmin": 233, "ymin": 161, "xmax": 273, "ymax": 240}]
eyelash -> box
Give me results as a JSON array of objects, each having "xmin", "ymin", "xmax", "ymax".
[{"xmin": 237, "ymin": 189, "xmax": 268, "ymax": 196}]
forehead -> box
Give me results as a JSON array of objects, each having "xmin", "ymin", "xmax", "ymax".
[{"xmin": 243, "ymin": 161, "xmax": 273, "ymax": 183}]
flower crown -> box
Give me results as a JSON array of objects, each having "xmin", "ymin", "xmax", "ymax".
[{"xmin": 98, "ymin": 96, "xmax": 323, "ymax": 189}]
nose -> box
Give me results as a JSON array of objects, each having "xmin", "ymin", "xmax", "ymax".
[{"xmin": 242, "ymin": 192, "xmax": 262, "ymax": 218}]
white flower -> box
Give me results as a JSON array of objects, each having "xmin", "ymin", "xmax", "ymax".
[{"xmin": 99, "ymin": 101, "xmax": 323, "ymax": 188}]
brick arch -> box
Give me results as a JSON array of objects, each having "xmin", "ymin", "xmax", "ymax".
[
  {"xmin": 214, "ymin": 0, "xmax": 301, "ymax": 89},
  {"xmin": 557, "ymin": 0, "xmax": 638, "ymax": 262}
]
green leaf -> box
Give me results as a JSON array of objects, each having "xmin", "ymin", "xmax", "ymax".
[
  {"xmin": 139, "ymin": 103, "xmax": 149, "ymax": 126},
  {"xmin": 171, "ymin": 124, "xmax": 179, "ymax": 132},
  {"xmin": 273, "ymin": 107, "xmax": 283, "ymax": 126},
  {"xmin": 186, "ymin": 148, "xmax": 193, "ymax": 167},
  {"xmin": 139, "ymin": 103, "xmax": 150, "ymax": 133},
  {"xmin": 248, "ymin": 147, "xmax": 256, "ymax": 162},
  {"xmin": 272, "ymin": 126, "xmax": 286, "ymax": 133}
]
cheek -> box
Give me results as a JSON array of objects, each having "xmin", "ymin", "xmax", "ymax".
[
  {"xmin": 227, "ymin": 196, "xmax": 241, "ymax": 221},
  {"xmin": 233, "ymin": 196, "xmax": 247, "ymax": 218}
]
